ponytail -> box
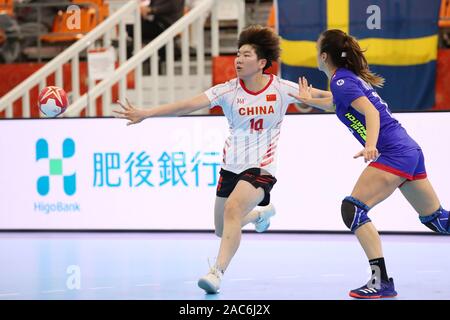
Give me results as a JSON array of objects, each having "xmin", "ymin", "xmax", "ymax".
[{"xmin": 321, "ymin": 30, "xmax": 385, "ymax": 88}]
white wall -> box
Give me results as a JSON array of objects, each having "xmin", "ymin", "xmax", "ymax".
[{"xmin": 1, "ymin": 112, "xmax": 449, "ymax": 231}]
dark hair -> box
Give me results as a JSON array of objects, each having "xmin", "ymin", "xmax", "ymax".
[
  {"xmin": 320, "ymin": 29, "xmax": 385, "ymax": 87},
  {"xmin": 238, "ymin": 25, "xmax": 281, "ymax": 71}
]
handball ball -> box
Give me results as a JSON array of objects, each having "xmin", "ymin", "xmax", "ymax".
[{"xmin": 38, "ymin": 86, "xmax": 68, "ymax": 117}]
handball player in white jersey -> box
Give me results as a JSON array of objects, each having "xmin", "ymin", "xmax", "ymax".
[{"xmin": 114, "ymin": 25, "xmax": 331, "ymax": 294}]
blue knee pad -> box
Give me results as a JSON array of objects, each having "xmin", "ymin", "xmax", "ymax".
[
  {"xmin": 419, "ymin": 207, "xmax": 450, "ymax": 234},
  {"xmin": 341, "ymin": 196, "xmax": 372, "ymax": 232}
]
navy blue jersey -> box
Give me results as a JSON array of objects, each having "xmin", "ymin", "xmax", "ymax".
[{"xmin": 331, "ymin": 68, "xmax": 419, "ymax": 153}]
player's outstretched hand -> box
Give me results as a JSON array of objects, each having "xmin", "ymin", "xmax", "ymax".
[
  {"xmin": 113, "ymin": 98, "xmax": 146, "ymax": 126},
  {"xmin": 288, "ymin": 76, "xmax": 313, "ymax": 104}
]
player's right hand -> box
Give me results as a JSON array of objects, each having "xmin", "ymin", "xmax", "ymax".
[{"xmin": 113, "ymin": 98, "xmax": 146, "ymax": 126}]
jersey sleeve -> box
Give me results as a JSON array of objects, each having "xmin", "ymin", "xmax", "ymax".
[
  {"xmin": 279, "ymin": 79, "xmax": 300, "ymax": 105},
  {"xmin": 330, "ymin": 77, "xmax": 365, "ymax": 109},
  {"xmin": 204, "ymin": 81, "xmax": 234, "ymax": 111}
]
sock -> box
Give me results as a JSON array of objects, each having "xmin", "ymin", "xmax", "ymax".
[
  {"xmin": 214, "ymin": 264, "xmax": 225, "ymax": 275},
  {"xmin": 369, "ymin": 257, "xmax": 389, "ymax": 282}
]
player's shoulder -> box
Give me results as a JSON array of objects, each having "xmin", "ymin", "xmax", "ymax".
[
  {"xmin": 331, "ymin": 69, "xmax": 360, "ymax": 90},
  {"xmin": 274, "ymin": 75, "xmax": 298, "ymax": 90},
  {"xmin": 221, "ymin": 78, "xmax": 239, "ymax": 90},
  {"xmin": 332, "ymin": 68, "xmax": 359, "ymax": 82},
  {"xmin": 210, "ymin": 78, "xmax": 239, "ymax": 96}
]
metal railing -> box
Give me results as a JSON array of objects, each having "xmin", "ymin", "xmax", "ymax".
[
  {"xmin": 65, "ymin": 0, "xmax": 220, "ymax": 117},
  {"xmin": 0, "ymin": 0, "xmax": 141, "ymax": 117}
]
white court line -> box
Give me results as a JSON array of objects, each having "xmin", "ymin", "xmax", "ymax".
[
  {"xmin": 229, "ymin": 278, "xmax": 253, "ymax": 282},
  {"xmin": 135, "ymin": 283, "xmax": 161, "ymax": 287},
  {"xmin": 0, "ymin": 292, "xmax": 20, "ymax": 297},
  {"xmin": 41, "ymin": 289, "xmax": 66, "ymax": 294},
  {"xmin": 88, "ymin": 286, "xmax": 114, "ymax": 290},
  {"xmin": 320, "ymin": 274, "xmax": 345, "ymax": 277}
]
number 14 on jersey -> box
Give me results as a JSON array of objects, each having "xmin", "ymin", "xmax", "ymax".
[{"xmin": 250, "ymin": 118, "xmax": 264, "ymax": 133}]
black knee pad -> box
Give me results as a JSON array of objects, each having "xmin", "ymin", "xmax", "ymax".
[
  {"xmin": 341, "ymin": 200, "xmax": 356, "ymax": 230},
  {"xmin": 341, "ymin": 196, "xmax": 371, "ymax": 232},
  {"xmin": 419, "ymin": 207, "xmax": 450, "ymax": 234}
]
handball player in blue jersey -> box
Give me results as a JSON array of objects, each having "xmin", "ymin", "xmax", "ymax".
[{"xmin": 289, "ymin": 29, "xmax": 450, "ymax": 299}]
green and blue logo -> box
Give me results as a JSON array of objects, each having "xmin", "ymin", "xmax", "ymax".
[{"xmin": 36, "ymin": 138, "xmax": 76, "ymax": 196}]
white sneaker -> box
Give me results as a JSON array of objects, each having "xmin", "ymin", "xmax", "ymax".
[
  {"xmin": 254, "ymin": 203, "xmax": 276, "ymax": 233},
  {"xmin": 198, "ymin": 266, "xmax": 222, "ymax": 294}
]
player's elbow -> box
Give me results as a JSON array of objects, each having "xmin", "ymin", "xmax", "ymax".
[{"xmin": 368, "ymin": 107, "xmax": 380, "ymax": 118}]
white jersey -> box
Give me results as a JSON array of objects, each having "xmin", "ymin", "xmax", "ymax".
[{"xmin": 204, "ymin": 74, "xmax": 299, "ymax": 176}]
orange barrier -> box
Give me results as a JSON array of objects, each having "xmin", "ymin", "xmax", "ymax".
[
  {"xmin": 439, "ymin": 0, "xmax": 450, "ymax": 28},
  {"xmin": 267, "ymin": 4, "xmax": 275, "ymax": 29},
  {"xmin": 433, "ymin": 49, "xmax": 450, "ymax": 110},
  {"xmin": 0, "ymin": 0, "xmax": 13, "ymax": 16}
]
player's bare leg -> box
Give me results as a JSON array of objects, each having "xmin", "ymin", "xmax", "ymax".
[
  {"xmin": 349, "ymin": 167, "xmax": 403, "ymax": 258},
  {"xmin": 400, "ymin": 178, "xmax": 440, "ymax": 215},
  {"xmin": 214, "ymin": 197, "xmax": 276, "ymax": 238},
  {"xmin": 198, "ymin": 181, "xmax": 264, "ymax": 294},
  {"xmin": 400, "ymin": 178, "xmax": 449, "ymax": 233},
  {"xmin": 344, "ymin": 166, "xmax": 404, "ymax": 298}
]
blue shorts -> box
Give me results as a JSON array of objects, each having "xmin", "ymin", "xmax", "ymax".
[{"xmin": 369, "ymin": 148, "xmax": 427, "ymax": 185}]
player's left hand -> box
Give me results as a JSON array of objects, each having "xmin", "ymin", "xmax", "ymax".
[
  {"xmin": 353, "ymin": 145, "xmax": 379, "ymax": 163},
  {"xmin": 288, "ymin": 76, "xmax": 313, "ymax": 104}
]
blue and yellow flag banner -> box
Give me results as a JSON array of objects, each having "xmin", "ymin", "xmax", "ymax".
[{"xmin": 278, "ymin": 0, "xmax": 440, "ymax": 110}]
